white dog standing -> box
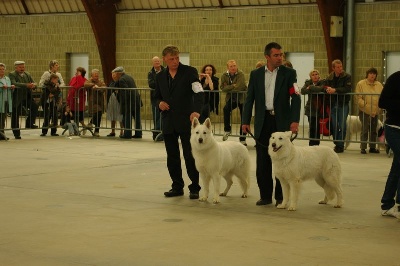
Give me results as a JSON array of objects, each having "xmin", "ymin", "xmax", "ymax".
[
  {"xmin": 268, "ymin": 131, "xmax": 343, "ymax": 211},
  {"xmin": 190, "ymin": 117, "xmax": 250, "ymax": 204}
]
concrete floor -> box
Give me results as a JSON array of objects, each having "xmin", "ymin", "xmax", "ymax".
[{"xmin": 0, "ymin": 128, "xmax": 399, "ymax": 266}]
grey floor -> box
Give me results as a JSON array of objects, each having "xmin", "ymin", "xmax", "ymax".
[{"xmin": 0, "ymin": 128, "xmax": 399, "ymax": 266}]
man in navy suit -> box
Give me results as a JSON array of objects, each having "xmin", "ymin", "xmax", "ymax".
[
  {"xmin": 242, "ymin": 42, "xmax": 301, "ymax": 206},
  {"xmin": 154, "ymin": 45, "xmax": 204, "ymax": 199}
]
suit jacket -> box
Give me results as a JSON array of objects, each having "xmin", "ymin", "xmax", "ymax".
[
  {"xmin": 242, "ymin": 65, "xmax": 301, "ymax": 139},
  {"xmin": 8, "ymin": 71, "xmax": 35, "ymax": 107},
  {"xmin": 154, "ymin": 63, "xmax": 203, "ymax": 134}
]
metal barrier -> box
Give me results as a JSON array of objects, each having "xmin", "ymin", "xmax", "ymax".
[{"xmin": 0, "ymin": 86, "xmax": 385, "ymax": 151}]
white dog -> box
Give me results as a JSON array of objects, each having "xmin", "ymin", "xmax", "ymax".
[
  {"xmin": 345, "ymin": 115, "xmax": 383, "ymax": 150},
  {"xmin": 268, "ymin": 131, "xmax": 343, "ymax": 211},
  {"xmin": 190, "ymin": 117, "xmax": 250, "ymax": 204}
]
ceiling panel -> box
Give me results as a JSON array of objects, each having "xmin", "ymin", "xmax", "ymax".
[{"xmin": 0, "ymin": 0, "xmax": 343, "ymax": 16}]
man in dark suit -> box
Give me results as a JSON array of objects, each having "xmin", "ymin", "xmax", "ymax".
[
  {"xmin": 154, "ymin": 45, "xmax": 203, "ymax": 199},
  {"xmin": 242, "ymin": 42, "xmax": 301, "ymax": 206},
  {"xmin": 155, "ymin": 45, "xmax": 204, "ymax": 199}
]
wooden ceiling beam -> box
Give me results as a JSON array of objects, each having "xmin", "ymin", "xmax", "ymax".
[
  {"xmin": 81, "ymin": 0, "xmax": 121, "ymax": 85},
  {"xmin": 20, "ymin": 0, "xmax": 30, "ymax": 15},
  {"xmin": 317, "ymin": 0, "xmax": 345, "ymax": 73}
]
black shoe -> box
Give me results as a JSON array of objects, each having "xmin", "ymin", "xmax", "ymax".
[
  {"xmin": 51, "ymin": 133, "xmax": 59, "ymax": 137},
  {"xmin": 361, "ymin": 149, "xmax": 367, "ymax": 154},
  {"xmin": 132, "ymin": 135, "xmax": 142, "ymax": 139},
  {"xmin": 164, "ymin": 189, "xmax": 184, "ymax": 197},
  {"xmin": 119, "ymin": 135, "xmax": 131, "ymax": 139},
  {"xmin": 15, "ymin": 136, "xmax": 21, "ymax": 139},
  {"xmin": 107, "ymin": 133, "xmax": 115, "ymax": 137},
  {"xmin": 369, "ymin": 148, "xmax": 380, "ymax": 154},
  {"xmin": 275, "ymin": 200, "xmax": 283, "ymax": 207},
  {"xmin": 0, "ymin": 137, "xmax": 9, "ymax": 141},
  {"xmin": 40, "ymin": 133, "xmax": 46, "ymax": 137},
  {"xmin": 334, "ymin": 146, "xmax": 344, "ymax": 153},
  {"xmin": 189, "ymin": 192, "xmax": 199, "ymax": 200},
  {"xmin": 256, "ymin": 199, "xmax": 272, "ymax": 206}
]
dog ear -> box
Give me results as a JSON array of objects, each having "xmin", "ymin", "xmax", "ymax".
[
  {"xmin": 204, "ymin": 118, "xmax": 212, "ymax": 129},
  {"xmin": 192, "ymin": 117, "xmax": 199, "ymax": 128},
  {"xmin": 286, "ymin": 131, "xmax": 292, "ymax": 138}
]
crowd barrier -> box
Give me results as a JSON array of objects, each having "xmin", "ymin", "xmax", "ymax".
[{"xmin": 0, "ymin": 86, "xmax": 386, "ymax": 150}]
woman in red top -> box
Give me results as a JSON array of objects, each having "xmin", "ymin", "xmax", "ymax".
[{"xmin": 67, "ymin": 67, "xmax": 87, "ymax": 128}]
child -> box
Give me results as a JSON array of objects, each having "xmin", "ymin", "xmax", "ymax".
[
  {"xmin": 40, "ymin": 73, "xmax": 61, "ymax": 136},
  {"xmin": 61, "ymin": 105, "xmax": 79, "ymax": 136}
]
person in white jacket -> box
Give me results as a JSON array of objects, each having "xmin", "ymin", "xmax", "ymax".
[{"xmin": 355, "ymin": 67, "xmax": 383, "ymax": 154}]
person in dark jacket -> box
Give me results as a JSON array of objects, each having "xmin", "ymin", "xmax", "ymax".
[
  {"xmin": 154, "ymin": 45, "xmax": 204, "ymax": 199},
  {"xmin": 199, "ymin": 64, "xmax": 219, "ymax": 123},
  {"xmin": 40, "ymin": 73, "xmax": 61, "ymax": 136},
  {"xmin": 8, "ymin": 61, "xmax": 39, "ymax": 138},
  {"xmin": 148, "ymin": 56, "xmax": 165, "ymax": 141},
  {"xmin": 378, "ymin": 71, "xmax": 400, "ymax": 219},
  {"xmin": 323, "ymin": 59, "xmax": 352, "ymax": 153},
  {"xmin": 301, "ymin": 69, "xmax": 326, "ymax": 146},
  {"xmin": 112, "ymin": 67, "xmax": 142, "ymax": 139}
]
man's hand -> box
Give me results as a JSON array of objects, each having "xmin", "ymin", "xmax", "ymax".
[
  {"xmin": 158, "ymin": 101, "xmax": 170, "ymax": 111},
  {"xmin": 242, "ymin": 124, "xmax": 251, "ymax": 134},
  {"xmin": 290, "ymin": 122, "xmax": 299, "ymax": 133},
  {"xmin": 190, "ymin": 112, "xmax": 200, "ymax": 122}
]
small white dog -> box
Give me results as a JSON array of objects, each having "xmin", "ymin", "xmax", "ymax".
[
  {"xmin": 345, "ymin": 115, "xmax": 383, "ymax": 150},
  {"xmin": 269, "ymin": 131, "xmax": 343, "ymax": 211},
  {"xmin": 190, "ymin": 117, "xmax": 250, "ymax": 204}
]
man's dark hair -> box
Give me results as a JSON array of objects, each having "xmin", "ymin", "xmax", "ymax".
[{"xmin": 264, "ymin": 42, "xmax": 282, "ymax": 56}]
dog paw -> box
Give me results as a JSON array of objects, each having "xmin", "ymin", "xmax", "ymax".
[
  {"xmin": 212, "ymin": 198, "xmax": 220, "ymax": 204},
  {"xmin": 287, "ymin": 206, "xmax": 297, "ymax": 211},
  {"xmin": 219, "ymin": 192, "xmax": 226, "ymax": 196},
  {"xmin": 241, "ymin": 194, "xmax": 247, "ymax": 198},
  {"xmin": 333, "ymin": 204, "xmax": 342, "ymax": 208},
  {"xmin": 318, "ymin": 200, "xmax": 328, "ymax": 204},
  {"xmin": 276, "ymin": 204, "xmax": 286, "ymax": 209},
  {"xmin": 199, "ymin": 196, "xmax": 208, "ymax": 202}
]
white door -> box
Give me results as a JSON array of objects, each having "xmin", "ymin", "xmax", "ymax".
[
  {"xmin": 386, "ymin": 51, "xmax": 400, "ymax": 81},
  {"xmin": 70, "ymin": 53, "xmax": 89, "ymax": 80},
  {"xmin": 285, "ymin": 52, "xmax": 315, "ymax": 126}
]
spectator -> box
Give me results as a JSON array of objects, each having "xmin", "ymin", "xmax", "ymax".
[
  {"xmin": 356, "ymin": 67, "xmax": 383, "ymax": 154},
  {"xmin": 148, "ymin": 56, "xmax": 165, "ymax": 141},
  {"xmin": 9, "ymin": 61, "xmax": 39, "ymax": 138},
  {"xmin": 154, "ymin": 45, "xmax": 203, "ymax": 199},
  {"xmin": 242, "ymin": 42, "xmax": 301, "ymax": 206},
  {"xmin": 84, "ymin": 69, "xmax": 106, "ymax": 137},
  {"xmin": 323, "ymin": 59, "xmax": 352, "ymax": 153},
  {"xmin": 106, "ymin": 80, "xmax": 124, "ymax": 137},
  {"xmin": 301, "ymin": 69, "xmax": 326, "ymax": 146},
  {"xmin": 111, "ymin": 67, "xmax": 142, "ymax": 139},
  {"xmin": 199, "ymin": 64, "xmax": 219, "ymax": 123},
  {"xmin": 0, "ymin": 63, "xmax": 14, "ymax": 141},
  {"xmin": 39, "ymin": 60, "xmax": 65, "ymax": 87},
  {"xmin": 67, "ymin": 67, "xmax": 88, "ymax": 132},
  {"xmin": 221, "ymin": 60, "xmax": 248, "ymax": 145},
  {"xmin": 61, "ymin": 104, "xmax": 79, "ymax": 136},
  {"xmin": 40, "ymin": 74, "xmax": 61, "ymax": 137},
  {"xmin": 378, "ymin": 71, "xmax": 400, "ymax": 219}
]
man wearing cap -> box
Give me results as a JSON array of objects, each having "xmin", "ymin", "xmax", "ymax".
[
  {"xmin": 154, "ymin": 45, "xmax": 204, "ymax": 199},
  {"xmin": 9, "ymin": 61, "xmax": 39, "ymax": 138},
  {"xmin": 111, "ymin": 66, "xmax": 142, "ymax": 139}
]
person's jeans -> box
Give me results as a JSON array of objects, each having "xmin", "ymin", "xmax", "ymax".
[
  {"xmin": 330, "ymin": 103, "xmax": 349, "ymax": 148},
  {"xmin": 223, "ymin": 98, "xmax": 245, "ymax": 141},
  {"xmin": 307, "ymin": 115, "xmax": 320, "ymax": 146},
  {"xmin": 122, "ymin": 101, "xmax": 142, "ymax": 138},
  {"xmin": 381, "ymin": 124, "xmax": 400, "ymax": 210}
]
